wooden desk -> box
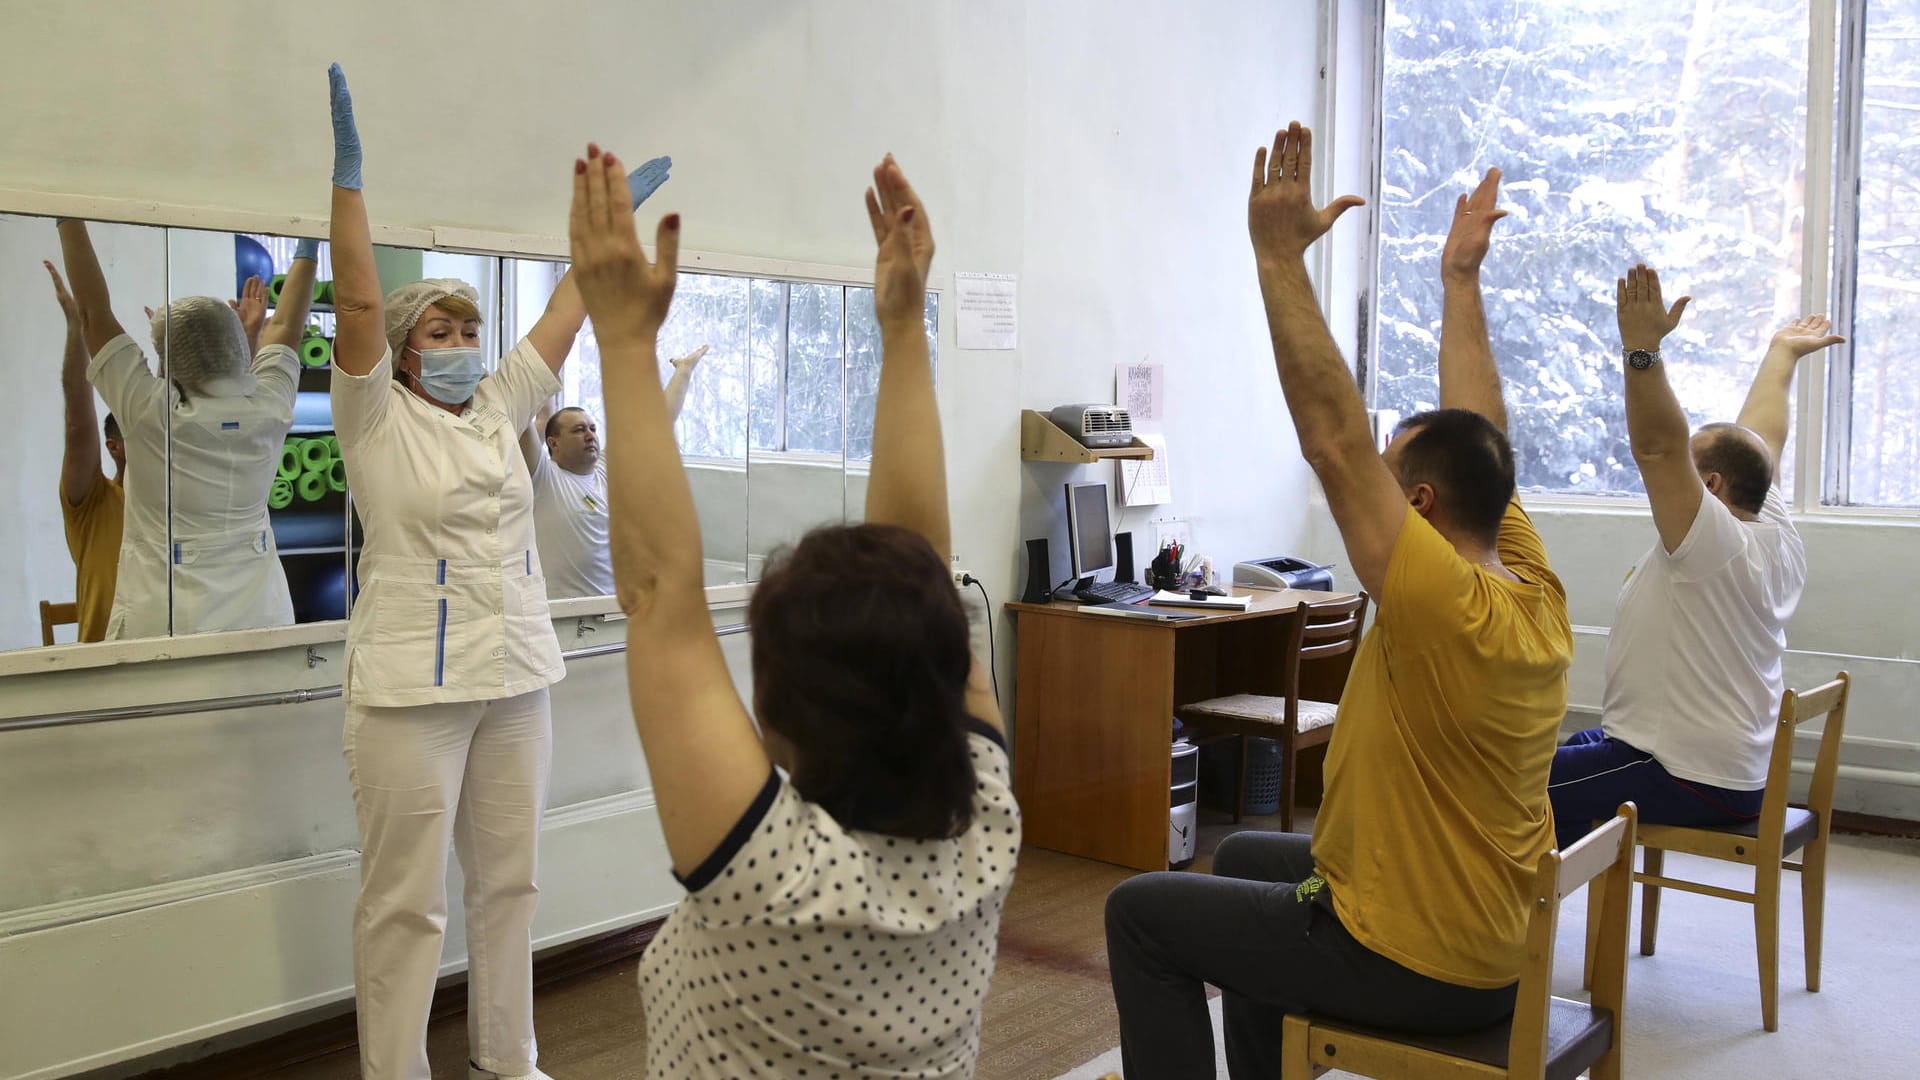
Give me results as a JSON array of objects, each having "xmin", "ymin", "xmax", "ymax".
[{"xmin": 1008, "ymin": 589, "xmax": 1356, "ymax": 871}]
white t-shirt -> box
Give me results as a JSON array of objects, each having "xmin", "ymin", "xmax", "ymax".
[
  {"xmin": 1601, "ymin": 485, "xmax": 1807, "ymax": 790},
  {"xmin": 530, "ymin": 454, "xmax": 613, "ymax": 599},
  {"xmin": 638, "ymin": 724, "xmax": 1020, "ymax": 1079}
]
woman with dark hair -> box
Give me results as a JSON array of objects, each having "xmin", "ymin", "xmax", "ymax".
[{"xmin": 568, "ymin": 143, "xmax": 1018, "ymax": 1078}]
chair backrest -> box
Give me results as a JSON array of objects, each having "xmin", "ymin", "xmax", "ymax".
[
  {"xmin": 1755, "ymin": 673, "xmax": 1851, "ymax": 856},
  {"xmin": 1298, "ymin": 591, "xmax": 1369, "ymax": 663},
  {"xmin": 38, "ymin": 600, "xmax": 79, "ymax": 647},
  {"xmin": 1507, "ymin": 803, "xmax": 1638, "ymax": 1077}
]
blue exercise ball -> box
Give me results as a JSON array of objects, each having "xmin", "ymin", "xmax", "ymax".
[
  {"xmin": 234, "ymin": 235, "xmax": 275, "ymax": 299},
  {"xmin": 303, "ymin": 561, "xmax": 348, "ymax": 622}
]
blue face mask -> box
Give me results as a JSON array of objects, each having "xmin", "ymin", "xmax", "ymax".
[{"xmin": 409, "ymin": 346, "xmax": 485, "ymax": 404}]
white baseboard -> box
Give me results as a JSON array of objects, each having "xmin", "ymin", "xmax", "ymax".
[{"xmin": 0, "ymin": 793, "xmax": 681, "ymax": 1080}]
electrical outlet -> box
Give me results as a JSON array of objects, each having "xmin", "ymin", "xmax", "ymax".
[
  {"xmin": 951, "ymin": 555, "xmax": 970, "ymax": 588},
  {"xmin": 1153, "ymin": 518, "xmax": 1192, "ymax": 553}
]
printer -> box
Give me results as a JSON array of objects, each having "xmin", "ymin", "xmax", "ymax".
[{"xmin": 1233, "ymin": 556, "xmax": 1335, "ymax": 591}]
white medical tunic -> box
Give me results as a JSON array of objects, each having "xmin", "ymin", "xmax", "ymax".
[
  {"xmin": 530, "ymin": 454, "xmax": 614, "ymax": 599},
  {"xmin": 331, "ymin": 339, "xmax": 565, "ymax": 708},
  {"xmin": 88, "ymin": 335, "xmax": 298, "ymax": 639}
]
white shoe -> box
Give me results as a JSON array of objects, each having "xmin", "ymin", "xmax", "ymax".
[{"xmin": 469, "ymin": 1064, "xmax": 553, "ymax": 1080}]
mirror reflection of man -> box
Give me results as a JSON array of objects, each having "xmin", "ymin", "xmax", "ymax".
[
  {"xmin": 520, "ymin": 345, "xmax": 706, "ymax": 598},
  {"xmin": 47, "ymin": 261, "xmax": 124, "ymax": 643}
]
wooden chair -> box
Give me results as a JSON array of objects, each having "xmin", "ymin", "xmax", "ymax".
[
  {"xmin": 1281, "ymin": 804, "xmax": 1638, "ymax": 1080},
  {"xmin": 38, "ymin": 600, "xmax": 79, "ymax": 646},
  {"xmin": 1583, "ymin": 672, "xmax": 1851, "ymax": 1032},
  {"xmin": 1174, "ymin": 592, "xmax": 1368, "ymax": 831}
]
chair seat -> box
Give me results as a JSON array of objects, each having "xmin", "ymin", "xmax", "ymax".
[
  {"xmin": 1669, "ymin": 806, "xmax": 1819, "ymax": 855},
  {"xmin": 1312, "ymin": 998, "xmax": 1613, "ymax": 1080},
  {"xmin": 1177, "ymin": 694, "xmax": 1339, "ymax": 733}
]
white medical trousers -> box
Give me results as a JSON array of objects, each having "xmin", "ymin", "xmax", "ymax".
[{"xmin": 343, "ymin": 686, "xmax": 552, "ymax": 1080}]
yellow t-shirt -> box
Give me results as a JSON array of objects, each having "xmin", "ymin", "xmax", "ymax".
[
  {"xmin": 1311, "ymin": 499, "xmax": 1571, "ymax": 989},
  {"xmin": 60, "ymin": 474, "xmax": 124, "ymax": 643}
]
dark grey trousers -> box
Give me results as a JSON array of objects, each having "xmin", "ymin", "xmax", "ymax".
[{"xmin": 1103, "ymin": 831, "xmax": 1518, "ymax": 1079}]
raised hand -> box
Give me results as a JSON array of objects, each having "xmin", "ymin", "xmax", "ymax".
[
  {"xmin": 627, "ymin": 155, "xmax": 673, "ymax": 211},
  {"xmin": 865, "ymin": 154, "xmax": 934, "ymax": 327},
  {"xmin": 1248, "ymin": 122, "xmax": 1365, "ymax": 266},
  {"xmin": 1767, "ymin": 314, "xmax": 1846, "ymax": 360},
  {"xmin": 44, "ymin": 261, "xmax": 79, "ymax": 326},
  {"xmin": 1442, "ymin": 167, "xmax": 1508, "ymax": 280},
  {"xmin": 671, "ymin": 343, "xmax": 710, "ymax": 372},
  {"xmin": 1615, "ymin": 264, "xmax": 1691, "ymax": 353},
  {"xmin": 230, "ymin": 275, "xmax": 268, "ymax": 346},
  {"xmin": 328, "ymin": 63, "xmax": 363, "ymax": 190},
  {"xmin": 569, "ymin": 144, "xmax": 679, "ymax": 346}
]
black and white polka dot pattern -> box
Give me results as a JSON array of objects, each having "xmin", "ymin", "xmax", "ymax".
[{"xmin": 638, "ymin": 726, "xmax": 1020, "ymax": 1078}]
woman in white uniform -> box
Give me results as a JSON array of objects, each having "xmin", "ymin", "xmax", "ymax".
[
  {"xmin": 57, "ymin": 220, "xmax": 315, "ymax": 638},
  {"xmin": 321, "ymin": 64, "xmax": 670, "ymax": 1080},
  {"xmin": 571, "ymin": 147, "xmax": 1019, "ymax": 1077}
]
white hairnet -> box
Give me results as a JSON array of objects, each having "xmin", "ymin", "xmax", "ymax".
[
  {"xmin": 384, "ymin": 278, "xmax": 482, "ymax": 358},
  {"xmin": 150, "ymin": 296, "xmax": 249, "ymax": 388}
]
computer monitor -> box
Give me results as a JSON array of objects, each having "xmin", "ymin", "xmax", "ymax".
[{"xmin": 1064, "ymin": 481, "xmax": 1115, "ymax": 582}]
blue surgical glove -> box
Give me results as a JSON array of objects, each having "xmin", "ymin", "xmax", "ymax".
[
  {"xmin": 328, "ymin": 63, "xmax": 363, "ymax": 190},
  {"xmin": 627, "ymin": 155, "xmax": 672, "ymax": 210},
  {"xmin": 294, "ymin": 237, "xmax": 321, "ymax": 262}
]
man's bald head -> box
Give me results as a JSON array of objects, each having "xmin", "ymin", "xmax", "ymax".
[{"xmin": 1690, "ymin": 422, "xmax": 1772, "ymax": 515}]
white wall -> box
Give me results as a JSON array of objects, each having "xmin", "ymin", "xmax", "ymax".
[{"xmin": 1015, "ymin": 2, "xmax": 1330, "ymax": 593}]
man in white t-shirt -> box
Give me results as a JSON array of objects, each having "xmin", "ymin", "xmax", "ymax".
[
  {"xmin": 521, "ymin": 345, "xmax": 706, "ymax": 598},
  {"xmin": 1547, "ymin": 266, "xmax": 1841, "ymax": 850}
]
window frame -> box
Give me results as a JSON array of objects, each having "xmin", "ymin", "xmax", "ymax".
[{"xmin": 1351, "ymin": 0, "xmax": 1918, "ymax": 519}]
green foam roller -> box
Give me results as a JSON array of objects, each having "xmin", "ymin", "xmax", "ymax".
[
  {"xmin": 325, "ymin": 435, "xmax": 340, "ymax": 459},
  {"xmin": 316, "ymin": 280, "xmax": 335, "ymax": 305},
  {"xmin": 327, "ymin": 458, "xmax": 348, "ymax": 493},
  {"xmin": 277, "ymin": 443, "xmax": 301, "ymax": 480},
  {"xmin": 296, "ymin": 470, "xmax": 328, "ymax": 502},
  {"xmin": 300, "ymin": 337, "xmax": 332, "ymax": 369},
  {"xmin": 269, "ymin": 274, "xmax": 288, "ymax": 304},
  {"xmin": 268, "ymin": 478, "xmax": 294, "ymax": 510},
  {"xmin": 297, "ymin": 437, "xmax": 333, "ymax": 473}
]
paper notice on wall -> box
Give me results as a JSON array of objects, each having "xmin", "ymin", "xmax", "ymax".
[
  {"xmin": 955, "ymin": 271, "xmax": 1018, "ymax": 350},
  {"xmin": 1116, "ymin": 362, "xmax": 1164, "ymax": 427},
  {"xmin": 1118, "ymin": 433, "xmax": 1172, "ymax": 506}
]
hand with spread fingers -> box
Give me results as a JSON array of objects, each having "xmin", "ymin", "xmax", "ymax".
[
  {"xmin": 568, "ymin": 144, "xmax": 680, "ymax": 348},
  {"xmin": 1442, "ymin": 167, "xmax": 1508, "ymax": 281},
  {"xmin": 230, "ymin": 275, "xmax": 268, "ymax": 352},
  {"xmin": 865, "ymin": 154, "xmax": 934, "ymax": 328},
  {"xmin": 1247, "ymin": 121, "xmax": 1366, "ymax": 266},
  {"xmin": 1615, "ymin": 264, "xmax": 1691, "ymax": 354}
]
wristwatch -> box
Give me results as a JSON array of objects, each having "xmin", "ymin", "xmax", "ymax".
[{"xmin": 1624, "ymin": 347, "xmax": 1662, "ymax": 370}]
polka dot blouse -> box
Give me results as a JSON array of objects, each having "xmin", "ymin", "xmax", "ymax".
[{"xmin": 637, "ymin": 721, "xmax": 1020, "ymax": 1078}]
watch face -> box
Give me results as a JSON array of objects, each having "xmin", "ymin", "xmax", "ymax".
[{"xmin": 1627, "ymin": 349, "xmax": 1657, "ymax": 370}]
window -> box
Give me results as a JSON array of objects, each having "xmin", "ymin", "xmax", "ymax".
[
  {"xmin": 1831, "ymin": 0, "xmax": 1920, "ymax": 506},
  {"xmin": 1371, "ymin": 1, "xmax": 1812, "ymax": 498},
  {"xmin": 511, "ymin": 262, "xmax": 937, "ymax": 464}
]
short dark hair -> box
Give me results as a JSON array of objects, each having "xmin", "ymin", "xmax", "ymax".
[
  {"xmin": 545, "ymin": 407, "xmax": 587, "ymax": 442},
  {"xmin": 747, "ymin": 523, "xmax": 978, "ymax": 840},
  {"xmin": 103, "ymin": 413, "xmax": 120, "ymax": 441},
  {"xmin": 1392, "ymin": 408, "xmax": 1516, "ymax": 544},
  {"xmin": 1695, "ymin": 423, "xmax": 1771, "ymax": 515}
]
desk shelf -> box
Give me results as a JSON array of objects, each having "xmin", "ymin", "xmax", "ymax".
[{"xmin": 1020, "ymin": 409, "xmax": 1155, "ymax": 463}]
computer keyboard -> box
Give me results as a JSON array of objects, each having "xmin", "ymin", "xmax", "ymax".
[{"xmin": 1074, "ymin": 580, "xmax": 1155, "ymax": 605}]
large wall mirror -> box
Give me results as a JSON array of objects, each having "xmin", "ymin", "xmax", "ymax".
[{"xmin": 3, "ymin": 207, "xmax": 937, "ymax": 651}]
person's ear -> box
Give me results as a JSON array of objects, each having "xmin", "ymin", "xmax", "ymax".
[
  {"xmin": 1702, "ymin": 471, "xmax": 1724, "ymax": 497},
  {"xmin": 1408, "ymin": 482, "xmax": 1437, "ymax": 519}
]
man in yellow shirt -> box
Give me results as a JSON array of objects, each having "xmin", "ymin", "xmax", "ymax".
[
  {"xmin": 1104, "ymin": 129, "xmax": 1572, "ymax": 1078},
  {"xmin": 47, "ymin": 261, "xmax": 124, "ymax": 643}
]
